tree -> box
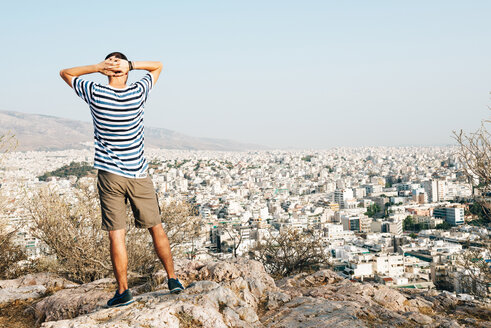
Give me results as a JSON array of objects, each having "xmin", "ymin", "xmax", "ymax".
[
  {"xmin": 249, "ymin": 228, "xmax": 328, "ymax": 278},
  {"xmin": 435, "ymin": 221, "xmax": 451, "ymax": 230},
  {"xmin": 383, "ymin": 202, "xmax": 391, "ymax": 218},
  {"xmin": 38, "ymin": 161, "xmax": 95, "ymax": 181},
  {"xmin": 454, "ymin": 242, "xmax": 490, "ymax": 299},
  {"xmin": 403, "ymin": 216, "xmax": 414, "ymax": 231},
  {"xmin": 452, "ymin": 110, "xmax": 490, "ymax": 299},
  {"xmin": 414, "ymin": 222, "xmax": 430, "ymax": 231},
  {"xmin": 220, "ymin": 225, "xmax": 243, "ymax": 258},
  {"xmin": 365, "ymin": 203, "xmax": 380, "ymax": 218},
  {"xmin": 454, "ymin": 117, "xmax": 490, "ymax": 224}
]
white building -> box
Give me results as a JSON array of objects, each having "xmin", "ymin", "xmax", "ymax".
[
  {"xmin": 334, "ymin": 188, "xmax": 354, "ymax": 209},
  {"xmin": 373, "ymin": 253, "xmax": 405, "ymax": 277}
]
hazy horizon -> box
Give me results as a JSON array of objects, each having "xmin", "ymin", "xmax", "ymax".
[
  {"xmin": 1, "ymin": 1, "xmax": 490, "ymax": 148},
  {"xmin": 0, "ymin": 109, "xmax": 463, "ymax": 151}
]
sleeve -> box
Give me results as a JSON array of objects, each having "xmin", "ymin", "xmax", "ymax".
[
  {"xmin": 72, "ymin": 77, "xmax": 95, "ymax": 105},
  {"xmin": 135, "ymin": 73, "xmax": 154, "ymax": 104}
]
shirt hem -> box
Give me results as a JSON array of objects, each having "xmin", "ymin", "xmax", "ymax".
[{"xmin": 95, "ymin": 166, "xmax": 148, "ymax": 179}]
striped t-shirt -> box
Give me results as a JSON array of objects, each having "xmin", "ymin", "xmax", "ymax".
[{"xmin": 72, "ymin": 73, "xmax": 153, "ymax": 178}]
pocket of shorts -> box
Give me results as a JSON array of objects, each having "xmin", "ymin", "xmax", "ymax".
[{"xmin": 155, "ymin": 193, "xmax": 161, "ymax": 215}]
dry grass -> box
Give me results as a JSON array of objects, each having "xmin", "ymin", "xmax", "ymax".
[
  {"xmin": 175, "ymin": 311, "xmax": 203, "ymax": 328},
  {"xmin": 0, "ymin": 299, "xmax": 38, "ymax": 328}
]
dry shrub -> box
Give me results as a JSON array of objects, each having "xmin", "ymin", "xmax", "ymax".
[
  {"xmin": 454, "ymin": 121, "xmax": 491, "ymax": 223},
  {"xmin": 28, "ymin": 183, "xmax": 203, "ymax": 283},
  {"xmin": 249, "ymin": 228, "xmax": 328, "ymax": 279},
  {"xmin": 0, "ymin": 223, "xmax": 27, "ymax": 279},
  {"xmin": 455, "ymin": 242, "xmax": 491, "ymax": 299},
  {"xmin": 0, "ymin": 133, "xmax": 26, "ymax": 279},
  {"xmin": 453, "ymin": 111, "xmax": 490, "ymax": 299},
  {"xmin": 28, "ymin": 184, "xmax": 111, "ymax": 283},
  {"xmin": 28, "ymin": 183, "xmax": 155, "ymax": 283},
  {"xmin": 159, "ymin": 199, "xmax": 203, "ymax": 257}
]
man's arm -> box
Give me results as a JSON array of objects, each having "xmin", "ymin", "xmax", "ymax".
[
  {"xmin": 132, "ymin": 61, "xmax": 163, "ymax": 85},
  {"xmin": 59, "ymin": 59, "xmax": 119, "ymax": 87},
  {"xmin": 112, "ymin": 60, "xmax": 163, "ymax": 85}
]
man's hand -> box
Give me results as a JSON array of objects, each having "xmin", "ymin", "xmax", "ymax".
[
  {"xmin": 114, "ymin": 59, "xmax": 130, "ymax": 75},
  {"xmin": 60, "ymin": 57, "xmax": 162, "ymax": 87},
  {"xmin": 99, "ymin": 58, "xmax": 130, "ymax": 77},
  {"xmin": 60, "ymin": 59, "xmax": 120, "ymax": 86},
  {"xmin": 97, "ymin": 58, "xmax": 126, "ymax": 77}
]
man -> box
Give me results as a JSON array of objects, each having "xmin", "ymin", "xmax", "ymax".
[{"xmin": 60, "ymin": 52, "xmax": 184, "ymax": 307}]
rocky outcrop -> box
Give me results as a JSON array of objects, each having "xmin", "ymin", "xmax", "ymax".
[
  {"xmin": 269, "ymin": 270, "xmax": 445, "ymax": 327},
  {"xmin": 0, "ymin": 273, "xmax": 77, "ymax": 304},
  {"xmin": 1, "ymin": 260, "xmax": 489, "ymax": 328},
  {"xmin": 39, "ymin": 258, "xmax": 277, "ymax": 328}
]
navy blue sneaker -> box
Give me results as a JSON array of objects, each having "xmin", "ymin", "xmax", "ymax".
[
  {"xmin": 107, "ymin": 289, "xmax": 134, "ymax": 307},
  {"xmin": 168, "ymin": 278, "xmax": 185, "ymax": 294}
]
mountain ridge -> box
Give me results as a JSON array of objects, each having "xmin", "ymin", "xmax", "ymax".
[{"xmin": 0, "ymin": 110, "xmax": 265, "ymax": 151}]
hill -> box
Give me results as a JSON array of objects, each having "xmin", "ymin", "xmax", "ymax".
[{"xmin": 0, "ymin": 110, "xmax": 264, "ymax": 151}]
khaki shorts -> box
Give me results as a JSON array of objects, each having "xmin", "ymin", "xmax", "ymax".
[{"xmin": 97, "ymin": 170, "xmax": 162, "ymax": 231}]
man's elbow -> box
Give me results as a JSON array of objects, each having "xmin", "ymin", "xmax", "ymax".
[
  {"xmin": 59, "ymin": 69, "xmax": 68, "ymax": 79},
  {"xmin": 59, "ymin": 69, "xmax": 72, "ymax": 86}
]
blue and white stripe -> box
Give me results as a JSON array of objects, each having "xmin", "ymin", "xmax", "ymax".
[{"xmin": 73, "ymin": 73, "xmax": 153, "ymax": 178}]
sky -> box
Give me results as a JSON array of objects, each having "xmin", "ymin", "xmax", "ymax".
[{"xmin": 1, "ymin": 0, "xmax": 490, "ymax": 149}]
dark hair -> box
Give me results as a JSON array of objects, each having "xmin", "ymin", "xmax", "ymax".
[{"xmin": 105, "ymin": 52, "xmax": 128, "ymax": 60}]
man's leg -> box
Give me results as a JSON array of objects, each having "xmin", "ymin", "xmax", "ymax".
[
  {"xmin": 148, "ymin": 224, "xmax": 176, "ymax": 279},
  {"xmin": 109, "ymin": 228, "xmax": 128, "ymax": 294}
]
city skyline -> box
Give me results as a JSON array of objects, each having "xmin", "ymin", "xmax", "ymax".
[{"xmin": 1, "ymin": 1, "xmax": 490, "ymax": 148}]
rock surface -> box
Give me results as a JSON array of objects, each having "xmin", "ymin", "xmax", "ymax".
[
  {"xmin": 40, "ymin": 258, "xmax": 276, "ymax": 328},
  {"xmin": 33, "ymin": 278, "xmax": 114, "ymax": 324},
  {"xmin": 0, "ymin": 273, "xmax": 77, "ymax": 304},
  {"xmin": 1, "ymin": 260, "xmax": 489, "ymax": 328}
]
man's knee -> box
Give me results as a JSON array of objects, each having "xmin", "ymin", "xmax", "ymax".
[
  {"xmin": 148, "ymin": 223, "xmax": 163, "ymax": 233},
  {"xmin": 108, "ymin": 228, "xmax": 126, "ymax": 243}
]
